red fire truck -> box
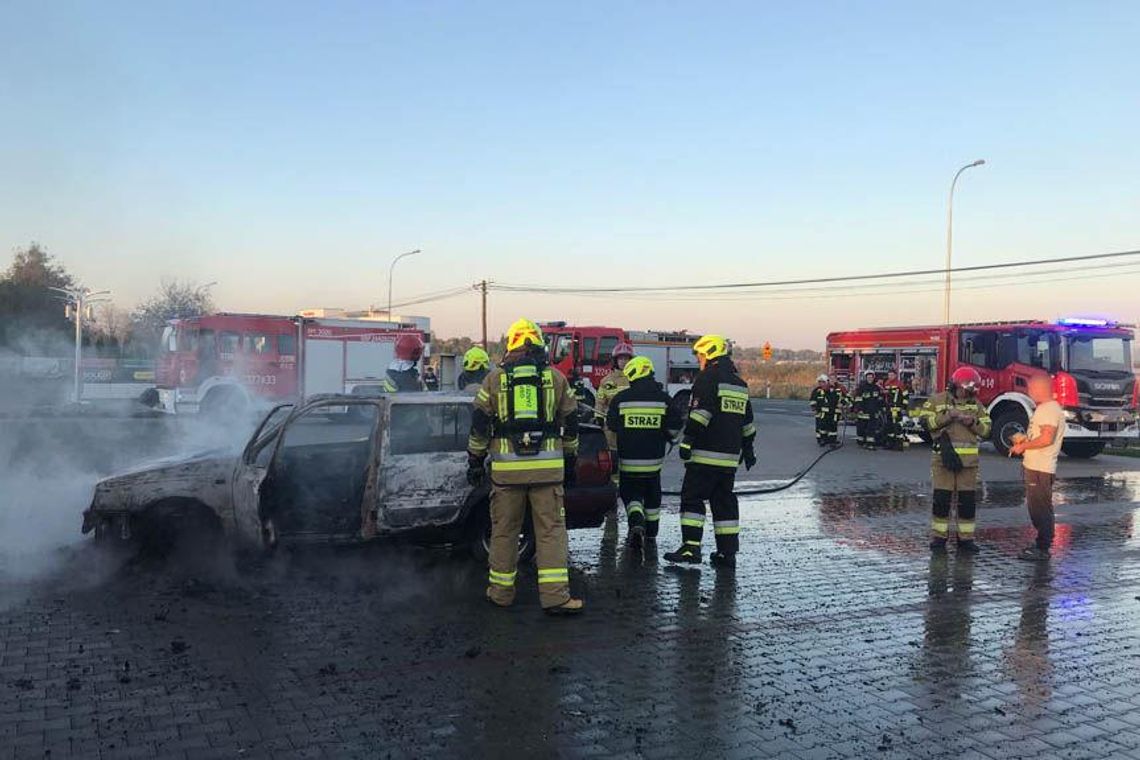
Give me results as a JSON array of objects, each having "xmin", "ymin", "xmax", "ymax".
[
  {"xmin": 155, "ymin": 313, "xmax": 429, "ymax": 415},
  {"xmin": 826, "ymin": 318, "xmax": 1139, "ymax": 458},
  {"xmin": 538, "ymin": 323, "xmax": 701, "ymax": 409}
]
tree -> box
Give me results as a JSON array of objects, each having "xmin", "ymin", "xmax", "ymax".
[
  {"xmin": 130, "ymin": 280, "xmax": 216, "ymax": 343},
  {"xmin": 0, "ymin": 243, "xmax": 77, "ymax": 353}
]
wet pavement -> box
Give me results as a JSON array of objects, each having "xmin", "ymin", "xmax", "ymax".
[{"xmin": 3, "ymin": 405, "xmax": 1140, "ymax": 758}]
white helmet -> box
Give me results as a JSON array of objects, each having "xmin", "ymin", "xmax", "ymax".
[{"xmin": 817, "ymin": 374, "xmax": 829, "ymax": 383}]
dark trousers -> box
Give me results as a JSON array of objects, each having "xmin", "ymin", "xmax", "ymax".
[
  {"xmin": 619, "ymin": 474, "xmax": 662, "ymax": 538},
  {"xmin": 1025, "ymin": 469, "xmax": 1055, "ymax": 549},
  {"xmin": 679, "ymin": 464, "xmax": 740, "ymax": 554},
  {"xmin": 856, "ymin": 414, "xmax": 879, "ymax": 448},
  {"xmin": 815, "ymin": 413, "xmax": 839, "ymax": 444},
  {"xmin": 886, "ymin": 409, "xmax": 907, "ymax": 449}
]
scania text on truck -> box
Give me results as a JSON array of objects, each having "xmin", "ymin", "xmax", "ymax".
[
  {"xmin": 156, "ymin": 313, "xmax": 430, "ymax": 415},
  {"xmin": 826, "ymin": 318, "xmax": 1139, "ymax": 458},
  {"xmin": 538, "ymin": 323, "xmax": 701, "ymax": 410}
]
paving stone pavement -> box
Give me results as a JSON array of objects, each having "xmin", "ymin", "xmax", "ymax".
[{"xmin": 3, "ymin": 404, "xmax": 1140, "ymax": 758}]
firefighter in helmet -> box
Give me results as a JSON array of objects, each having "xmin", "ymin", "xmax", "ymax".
[
  {"xmin": 605, "ymin": 356, "xmax": 683, "ymax": 550},
  {"xmin": 382, "ymin": 333, "xmax": 425, "ymax": 392},
  {"xmin": 882, "ymin": 369, "xmax": 910, "ymax": 451},
  {"xmin": 458, "ymin": 346, "xmax": 491, "ymax": 391},
  {"xmin": 665, "ymin": 335, "xmax": 756, "ymax": 570},
  {"xmin": 917, "ymin": 367, "xmax": 992, "ymax": 553},
  {"xmin": 854, "ymin": 370, "xmax": 884, "ymax": 449},
  {"xmin": 595, "ymin": 341, "xmax": 636, "ymax": 448},
  {"xmin": 466, "ymin": 319, "xmax": 583, "ymax": 615},
  {"xmin": 809, "ymin": 374, "xmax": 844, "ymax": 447}
]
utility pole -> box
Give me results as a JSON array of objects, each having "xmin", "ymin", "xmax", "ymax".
[
  {"xmin": 387, "ymin": 248, "xmax": 422, "ymax": 321},
  {"xmin": 51, "ymin": 287, "xmax": 111, "ymax": 403},
  {"xmin": 944, "ymin": 159, "xmax": 986, "ymax": 324},
  {"xmin": 479, "ymin": 280, "xmax": 488, "ymax": 350}
]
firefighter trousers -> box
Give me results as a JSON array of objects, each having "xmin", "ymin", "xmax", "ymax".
[
  {"xmin": 931, "ymin": 464, "xmax": 978, "ymax": 541},
  {"xmin": 619, "ymin": 474, "xmax": 662, "ymax": 538},
  {"xmin": 886, "ymin": 409, "xmax": 908, "ymax": 450},
  {"xmin": 855, "ymin": 414, "xmax": 879, "ymax": 448},
  {"xmin": 679, "ymin": 464, "xmax": 740, "ymax": 555},
  {"xmin": 815, "ymin": 412, "xmax": 839, "ymax": 445},
  {"xmin": 487, "ymin": 484, "xmax": 570, "ymax": 609}
]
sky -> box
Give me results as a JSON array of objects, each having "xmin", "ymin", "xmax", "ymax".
[{"xmin": 1, "ymin": 1, "xmax": 1138, "ymax": 347}]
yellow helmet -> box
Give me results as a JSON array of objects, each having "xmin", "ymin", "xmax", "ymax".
[
  {"xmin": 692, "ymin": 334, "xmax": 729, "ymax": 362},
  {"xmin": 462, "ymin": 346, "xmax": 490, "ymax": 371},
  {"xmin": 623, "ymin": 355, "xmax": 654, "ymax": 383},
  {"xmin": 505, "ymin": 318, "xmax": 544, "ymax": 352}
]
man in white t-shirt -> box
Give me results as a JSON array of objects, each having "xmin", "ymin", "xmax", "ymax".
[{"xmin": 1010, "ymin": 375, "xmax": 1066, "ymax": 561}]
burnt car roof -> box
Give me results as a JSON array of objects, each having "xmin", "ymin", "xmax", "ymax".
[{"xmin": 303, "ymin": 392, "xmax": 474, "ymax": 406}]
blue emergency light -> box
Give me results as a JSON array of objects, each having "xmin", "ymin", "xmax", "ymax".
[{"xmin": 1057, "ymin": 317, "xmax": 1113, "ymax": 328}]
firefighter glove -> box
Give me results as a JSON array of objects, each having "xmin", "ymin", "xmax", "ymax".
[
  {"xmin": 466, "ymin": 453, "xmax": 487, "ymax": 485},
  {"xmin": 678, "ymin": 442, "xmax": 692, "ymax": 461},
  {"xmin": 741, "ymin": 448, "xmax": 757, "ymax": 471},
  {"xmin": 563, "ymin": 455, "xmax": 578, "ymax": 487}
]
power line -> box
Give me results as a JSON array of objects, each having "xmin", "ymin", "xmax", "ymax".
[
  {"xmin": 388, "ymin": 286, "xmax": 473, "ymax": 310},
  {"xmin": 489, "ymin": 248, "xmax": 1140, "ymax": 295}
]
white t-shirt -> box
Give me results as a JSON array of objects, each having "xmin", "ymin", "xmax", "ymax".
[{"xmin": 1023, "ymin": 399, "xmax": 1066, "ymax": 474}]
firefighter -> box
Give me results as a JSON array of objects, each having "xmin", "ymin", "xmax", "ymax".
[
  {"xmin": 423, "ymin": 364, "xmax": 440, "ymax": 391},
  {"xmin": 664, "ymin": 335, "xmax": 756, "ymax": 570},
  {"xmin": 809, "ymin": 374, "xmax": 846, "ymax": 446},
  {"xmin": 466, "ymin": 318, "xmax": 583, "ymax": 615},
  {"xmin": 809, "ymin": 375, "xmax": 830, "ymax": 446},
  {"xmin": 882, "ymin": 369, "xmax": 910, "ymax": 451},
  {"xmin": 916, "ymin": 366, "xmax": 992, "ymax": 554},
  {"xmin": 457, "ymin": 346, "xmax": 491, "ymax": 391},
  {"xmin": 382, "ymin": 333, "xmax": 425, "ymax": 392},
  {"xmin": 605, "ymin": 356, "xmax": 683, "ymax": 549},
  {"xmin": 595, "ymin": 342, "xmax": 635, "ymax": 446},
  {"xmin": 854, "ymin": 370, "xmax": 883, "ymax": 449}
]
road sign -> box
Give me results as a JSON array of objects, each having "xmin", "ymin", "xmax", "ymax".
[{"xmin": 763, "ymin": 342, "xmax": 772, "ymax": 362}]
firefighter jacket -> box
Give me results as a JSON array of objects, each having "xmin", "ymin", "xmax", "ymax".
[
  {"xmin": 810, "ymin": 385, "xmax": 846, "ymax": 416},
  {"xmin": 917, "ymin": 391, "xmax": 992, "ymax": 469},
  {"xmin": 594, "ymin": 369, "xmax": 631, "ymax": 424},
  {"xmin": 680, "ymin": 357, "xmax": 756, "ymax": 469},
  {"xmin": 883, "ymin": 381, "xmax": 910, "ymax": 412},
  {"xmin": 457, "ymin": 367, "xmax": 489, "ymax": 392},
  {"xmin": 605, "ymin": 377, "xmax": 683, "ymax": 477},
  {"xmin": 467, "ymin": 349, "xmax": 579, "ymax": 486},
  {"xmin": 383, "ymin": 367, "xmax": 422, "ymax": 392},
  {"xmin": 854, "ymin": 381, "xmax": 883, "ymax": 417}
]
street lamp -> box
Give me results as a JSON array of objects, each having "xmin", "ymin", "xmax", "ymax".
[
  {"xmin": 944, "ymin": 159, "xmax": 986, "ymax": 324},
  {"xmin": 387, "ymin": 249, "xmax": 421, "ymax": 323},
  {"xmin": 51, "ymin": 286, "xmax": 112, "ymax": 403}
]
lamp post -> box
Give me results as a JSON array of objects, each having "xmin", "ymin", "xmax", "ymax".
[
  {"xmin": 944, "ymin": 159, "xmax": 986, "ymax": 324},
  {"xmin": 387, "ymin": 249, "xmax": 422, "ymax": 323},
  {"xmin": 51, "ymin": 286, "xmax": 112, "ymax": 403}
]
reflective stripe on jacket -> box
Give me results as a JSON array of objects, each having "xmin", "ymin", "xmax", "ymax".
[{"xmin": 916, "ymin": 390, "xmax": 991, "ymax": 468}]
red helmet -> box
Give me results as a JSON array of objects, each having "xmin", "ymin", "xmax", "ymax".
[
  {"xmin": 949, "ymin": 366, "xmax": 982, "ymax": 393},
  {"xmin": 394, "ymin": 333, "xmax": 425, "ymax": 362},
  {"xmin": 612, "ymin": 341, "xmax": 635, "ymax": 360}
]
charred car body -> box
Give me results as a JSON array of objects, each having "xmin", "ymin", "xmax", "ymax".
[{"xmin": 82, "ymin": 393, "xmax": 615, "ymax": 560}]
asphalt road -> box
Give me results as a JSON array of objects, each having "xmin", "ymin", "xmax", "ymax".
[{"xmin": 3, "ymin": 400, "xmax": 1140, "ymax": 758}]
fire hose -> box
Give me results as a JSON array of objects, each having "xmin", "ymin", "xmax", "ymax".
[{"xmin": 577, "ymin": 397, "xmax": 848, "ymax": 497}]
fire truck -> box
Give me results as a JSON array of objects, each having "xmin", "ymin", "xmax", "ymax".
[
  {"xmin": 155, "ymin": 313, "xmax": 430, "ymax": 415},
  {"xmin": 538, "ymin": 323, "xmax": 701, "ymax": 410},
  {"xmin": 826, "ymin": 318, "xmax": 1139, "ymax": 458}
]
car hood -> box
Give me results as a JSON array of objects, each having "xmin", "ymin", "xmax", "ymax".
[{"xmin": 90, "ymin": 448, "xmax": 237, "ymax": 514}]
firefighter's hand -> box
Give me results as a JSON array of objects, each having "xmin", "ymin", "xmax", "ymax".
[
  {"xmin": 678, "ymin": 443, "xmax": 692, "ymax": 462},
  {"xmin": 466, "ymin": 453, "xmax": 486, "ymax": 486},
  {"xmin": 563, "ymin": 455, "xmax": 578, "ymax": 487},
  {"xmin": 741, "ymin": 449, "xmax": 757, "ymax": 471},
  {"xmin": 958, "ymin": 414, "xmax": 976, "ymax": 427}
]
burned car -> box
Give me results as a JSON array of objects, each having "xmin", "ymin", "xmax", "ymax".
[{"xmin": 82, "ymin": 393, "xmax": 616, "ymax": 560}]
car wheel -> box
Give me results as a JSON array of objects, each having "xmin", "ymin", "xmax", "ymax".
[
  {"xmin": 1062, "ymin": 441, "xmax": 1106, "ymax": 459},
  {"xmin": 468, "ymin": 505, "xmax": 536, "ymax": 564},
  {"xmin": 992, "ymin": 408, "xmax": 1029, "ymax": 457}
]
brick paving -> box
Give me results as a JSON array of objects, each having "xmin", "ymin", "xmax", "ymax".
[{"xmin": 3, "ymin": 405, "xmax": 1140, "ymax": 758}]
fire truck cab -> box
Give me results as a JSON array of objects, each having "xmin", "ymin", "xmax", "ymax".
[
  {"xmin": 156, "ymin": 313, "xmax": 429, "ymax": 415},
  {"xmin": 826, "ymin": 319, "xmax": 1139, "ymax": 458},
  {"xmin": 539, "ymin": 323, "xmax": 700, "ymax": 411}
]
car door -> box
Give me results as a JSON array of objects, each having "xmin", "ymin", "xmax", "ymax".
[
  {"xmin": 231, "ymin": 404, "xmax": 294, "ymax": 546},
  {"xmin": 256, "ymin": 398, "xmax": 381, "ymax": 543},
  {"xmin": 376, "ymin": 400, "xmax": 472, "ymax": 531}
]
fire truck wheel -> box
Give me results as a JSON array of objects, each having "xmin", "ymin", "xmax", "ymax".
[
  {"xmin": 991, "ymin": 407, "xmax": 1029, "ymax": 457},
  {"xmin": 1061, "ymin": 441, "xmax": 1106, "ymax": 459},
  {"xmin": 201, "ymin": 386, "xmax": 246, "ymax": 420}
]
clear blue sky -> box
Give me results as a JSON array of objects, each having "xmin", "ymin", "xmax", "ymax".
[{"xmin": 2, "ymin": 1, "xmax": 1138, "ymax": 346}]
